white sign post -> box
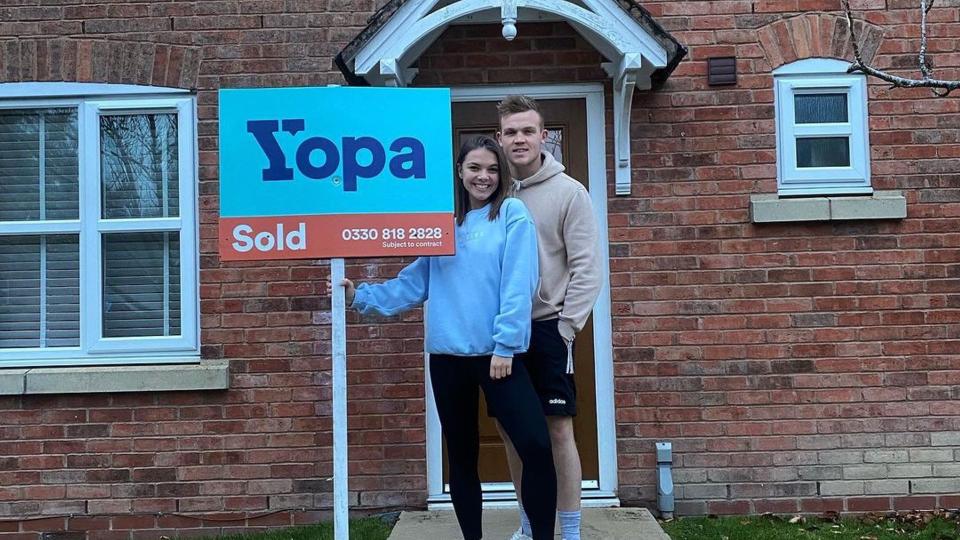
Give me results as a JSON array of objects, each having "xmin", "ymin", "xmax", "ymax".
[{"xmin": 331, "ymin": 257, "xmax": 348, "ymax": 539}]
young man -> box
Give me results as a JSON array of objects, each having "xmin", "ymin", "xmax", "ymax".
[{"xmin": 495, "ymin": 95, "xmax": 602, "ymax": 540}]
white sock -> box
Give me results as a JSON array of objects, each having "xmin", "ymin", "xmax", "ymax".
[
  {"xmin": 518, "ymin": 502, "xmax": 532, "ymax": 536},
  {"xmin": 559, "ymin": 510, "xmax": 581, "ymax": 540}
]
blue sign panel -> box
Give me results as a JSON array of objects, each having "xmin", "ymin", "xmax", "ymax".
[{"xmin": 218, "ymin": 86, "xmax": 455, "ymax": 260}]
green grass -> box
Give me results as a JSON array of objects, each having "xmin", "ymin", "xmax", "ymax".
[
  {"xmin": 661, "ymin": 514, "xmax": 960, "ymax": 540},
  {"xmin": 198, "ymin": 517, "xmax": 394, "ymax": 540}
]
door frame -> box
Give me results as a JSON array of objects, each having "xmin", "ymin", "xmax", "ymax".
[{"xmin": 426, "ymin": 82, "xmax": 618, "ymax": 508}]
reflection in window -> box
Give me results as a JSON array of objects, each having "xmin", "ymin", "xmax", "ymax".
[
  {"xmin": 794, "ymin": 93, "xmax": 847, "ymax": 124},
  {"xmin": 101, "ymin": 113, "xmax": 179, "ymax": 219},
  {"xmin": 543, "ymin": 129, "xmax": 563, "ymax": 163},
  {"xmin": 797, "ymin": 137, "xmax": 850, "ymax": 168},
  {"xmin": 0, "ymin": 109, "xmax": 79, "ymax": 221}
]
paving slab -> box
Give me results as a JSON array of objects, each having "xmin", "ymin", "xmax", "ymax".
[{"xmin": 389, "ymin": 507, "xmax": 669, "ymax": 539}]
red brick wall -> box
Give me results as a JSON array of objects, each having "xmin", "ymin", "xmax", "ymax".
[
  {"xmin": 415, "ymin": 5, "xmax": 960, "ymax": 513},
  {"xmin": 614, "ymin": 1, "xmax": 960, "ymax": 515},
  {"xmin": 416, "ymin": 22, "xmax": 607, "ymax": 85},
  {"xmin": 0, "ymin": 1, "xmax": 958, "ymax": 537},
  {"xmin": 1, "ymin": 2, "xmax": 428, "ymax": 539}
]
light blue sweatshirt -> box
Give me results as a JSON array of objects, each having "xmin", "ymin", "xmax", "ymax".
[{"xmin": 351, "ymin": 198, "xmax": 539, "ymax": 358}]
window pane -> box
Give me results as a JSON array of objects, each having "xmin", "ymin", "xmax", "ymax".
[
  {"xmin": 797, "ymin": 137, "xmax": 851, "ymax": 168},
  {"xmin": 46, "ymin": 235, "xmax": 81, "ymax": 347},
  {"xmin": 795, "ymin": 93, "xmax": 847, "ymax": 124},
  {"xmin": 0, "ymin": 236, "xmax": 39, "ymax": 347},
  {"xmin": 45, "ymin": 111, "xmax": 81, "ymax": 220},
  {"xmin": 0, "ymin": 109, "xmax": 79, "ymax": 221},
  {"xmin": 101, "ymin": 113, "xmax": 179, "ymax": 219},
  {"xmin": 0, "ymin": 234, "xmax": 79, "ymax": 349},
  {"xmin": 543, "ymin": 129, "xmax": 563, "ymax": 164},
  {"xmin": 102, "ymin": 232, "xmax": 181, "ymax": 338}
]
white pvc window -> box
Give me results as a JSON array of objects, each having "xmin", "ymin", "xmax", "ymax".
[
  {"xmin": 0, "ymin": 84, "xmax": 198, "ymax": 367},
  {"xmin": 774, "ymin": 58, "xmax": 871, "ymax": 196}
]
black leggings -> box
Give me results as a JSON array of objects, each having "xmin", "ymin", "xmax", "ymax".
[{"xmin": 430, "ymin": 354, "xmax": 557, "ymax": 540}]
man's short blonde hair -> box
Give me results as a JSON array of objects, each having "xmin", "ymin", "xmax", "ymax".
[{"xmin": 496, "ymin": 95, "xmax": 543, "ymax": 126}]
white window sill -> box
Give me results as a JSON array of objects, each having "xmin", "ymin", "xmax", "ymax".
[
  {"xmin": 750, "ymin": 190, "xmax": 907, "ymax": 223},
  {"xmin": 0, "ymin": 359, "xmax": 229, "ymax": 395}
]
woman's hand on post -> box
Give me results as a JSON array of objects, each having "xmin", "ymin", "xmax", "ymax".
[
  {"xmin": 490, "ymin": 355, "xmax": 512, "ymax": 380},
  {"xmin": 325, "ymin": 278, "xmax": 356, "ymax": 305}
]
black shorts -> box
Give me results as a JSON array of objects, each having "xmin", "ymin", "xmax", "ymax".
[{"xmin": 491, "ymin": 318, "xmax": 577, "ymax": 417}]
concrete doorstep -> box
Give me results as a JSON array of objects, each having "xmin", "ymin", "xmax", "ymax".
[{"xmin": 388, "ymin": 507, "xmax": 670, "ymax": 539}]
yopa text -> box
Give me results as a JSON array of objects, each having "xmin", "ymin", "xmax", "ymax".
[{"xmin": 247, "ymin": 119, "xmax": 426, "ymax": 191}]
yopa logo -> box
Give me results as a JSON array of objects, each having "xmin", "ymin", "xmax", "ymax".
[{"xmin": 247, "ymin": 119, "xmax": 426, "ymax": 191}]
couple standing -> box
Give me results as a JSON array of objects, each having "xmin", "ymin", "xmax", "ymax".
[{"xmin": 335, "ymin": 95, "xmax": 601, "ymax": 540}]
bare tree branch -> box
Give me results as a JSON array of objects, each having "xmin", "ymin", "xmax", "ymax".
[
  {"xmin": 919, "ymin": 0, "xmax": 932, "ymax": 79},
  {"xmin": 842, "ymin": 0, "xmax": 960, "ymax": 97}
]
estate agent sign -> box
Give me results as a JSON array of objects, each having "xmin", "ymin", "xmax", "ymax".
[
  {"xmin": 218, "ymin": 86, "xmax": 454, "ymax": 261},
  {"xmin": 218, "ymin": 86, "xmax": 453, "ymax": 540}
]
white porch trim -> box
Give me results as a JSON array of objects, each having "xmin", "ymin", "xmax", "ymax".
[
  {"xmin": 346, "ymin": 0, "xmax": 671, "ymax": 195},
  {"xmin": 423, "ymin": 83, "xmax": 617, "ymax": 508}
]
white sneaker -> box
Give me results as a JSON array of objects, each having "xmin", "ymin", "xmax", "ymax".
[{"xmin": 508, "ymin": 528, "xmax": 532, "ymax": 540}]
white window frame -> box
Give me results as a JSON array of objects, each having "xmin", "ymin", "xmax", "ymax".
[
  {"xmin": 774, "ymin": 58, "xmax": 872, "ymax": 196},
  {"xmin": 0, "ymin": 84, "xmax": 199, "ymax": 368}
]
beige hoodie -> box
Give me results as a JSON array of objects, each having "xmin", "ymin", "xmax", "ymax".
[{"xmin": 512, "ymin": 152, "xmax": 601, "ymax": 342}]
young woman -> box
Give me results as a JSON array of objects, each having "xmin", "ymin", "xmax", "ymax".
[{"xmin": 332, "ymin": 136, "xmax": 557, "ymax": 540}]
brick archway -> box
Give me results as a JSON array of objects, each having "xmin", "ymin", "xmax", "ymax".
[
  {"xmin": 757, "ymin": 13, "xmax": 884, "ymax": 69},
  {"xmin": 0, "ymin": 39, "xmax": 201, "ymax": 89}
]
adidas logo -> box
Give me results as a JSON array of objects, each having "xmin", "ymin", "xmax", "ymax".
[{"xmin": 548, "ymin": 398, "xmax": 567, "ymax": 405}]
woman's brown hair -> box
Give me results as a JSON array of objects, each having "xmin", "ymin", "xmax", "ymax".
[{"xmin": 454, "ymin": 135, "xmax": 511, "ymax": 226}]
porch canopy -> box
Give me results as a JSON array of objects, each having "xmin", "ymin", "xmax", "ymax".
[{"xmin": 336, "ymin": 0, "xmax": 686, "ymax": 195}]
